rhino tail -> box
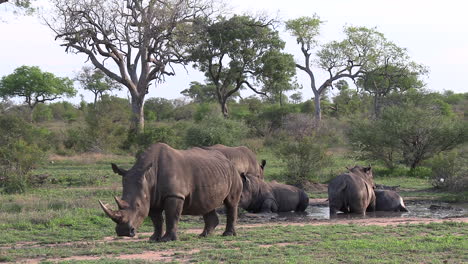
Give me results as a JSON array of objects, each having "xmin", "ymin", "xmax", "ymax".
[
  {"xmin": 296, "ymin": 190, "xmax": 309, "ymax": 212},
  {"xmin": 399, "ymin": 197, "xmax": 409, "ymax": 212}
]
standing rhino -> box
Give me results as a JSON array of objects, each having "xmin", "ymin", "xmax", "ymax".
[
  {"xmin": 240, "ymin": 173, "xmax": 309, "ymax": 213},
  {"xmin": 205, "ymin": 144, "xmax": 266, "ymax": 179},
  {"xmin": 99, "ymin": 143, "xmax": 242, "ymax": 242},
  {"xmin": 328, "ymin": 165, "xmax": 376, "ymax": 216},
  {"xmin": 374, "ymin": 190, "xmax": 409, "ymax": 212}
]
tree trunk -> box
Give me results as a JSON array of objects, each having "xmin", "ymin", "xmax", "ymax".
[
  {"xmin": 313, "ymin": 92, "xmax": 321, "ymax": 126},
  {"xmin": 93, "ymin": 93, "xmax": 98, "ymax": 108},
  {"xmin": 221, "ymin": 99, "xmax": 229, "ymax": 118},
  {"xmin": 130, "ymin": 96, "xmax": 145, "ymax": 134}
]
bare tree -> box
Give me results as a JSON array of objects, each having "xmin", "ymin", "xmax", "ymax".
[{"xmin": 46, "ymin": 0, "xmax": 215, "ymax": 133}]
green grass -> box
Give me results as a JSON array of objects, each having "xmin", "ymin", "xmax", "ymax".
[
  {"xmin": 1, "ymin": 222, "xmax": 466, "ymax": 263},
  {"xmin": 0, "ymin": 152, "xmax": 466, "ymax": 263}
]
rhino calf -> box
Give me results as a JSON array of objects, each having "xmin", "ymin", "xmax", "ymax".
[
  {"xmin": 240, "ymin": 173, "xmax": 309, "ymax": 213},
  {"xmin": 328, "ymin": 165, "xmax": 376, "ymax": 217},
  {"xmin": 374, "ymin": 190, "xmax": 409, "ymax": 212}
]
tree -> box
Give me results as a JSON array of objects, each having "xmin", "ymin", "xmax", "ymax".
[
  {"xmin": 290, "ymin": 92, "xmax": 303, "ymax": 104},
  {"xmin": 47, "ymin": 0, "xmax": 214, "ymax": 133},
  {"xmin": 259, "ymin": 50, "xmax": 298, "ymax": 106},
  {"xmin": 189, "ymin": 15, "xmax": 294, "ymax": 117},
  {"xmin": 357, "ymin": 64, "xmax": 427, "ymax": 117},
  {"xmin": 75, "ymin": 66, "xmax": 122, "ymax": 106},
  {"xmin": 181, "ymin": 81, "xmax": 217, "ymax": 103},
  {"xmin": 144, "ymin": 97, "xmax": 175, "ymax": 121},
  {"xmin": 0, "ymin": 66, "xmax": 76, "ymax": 121},
  {"xmin": 348, "ymin": 92, "xmax": 467, "ymax": 169},
  {"xmin": 286, "ymin": 15, "xmax": 425, "ymax": 125}
]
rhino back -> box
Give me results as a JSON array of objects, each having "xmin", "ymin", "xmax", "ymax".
[
  {"xmin": 142, "ymin": 144, "xmax": 241, "ymax": 216},
  {"xmin": 328, "ymin": 173, "xmax": 374, "ymax": 213},
  {"xmin": 207, "ymin": 145, "xmax": 262, "ymax": 177},
  {"xmin": 375, "ymin": 190, "xmax": 405, "ymax": 211},
  {"xmin": 269, "ymin": 182, "xmax": 305, "ymax": 212}
]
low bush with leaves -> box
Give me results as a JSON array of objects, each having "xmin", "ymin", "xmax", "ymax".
[
  {"xmin": 185, "ymin": 115, "xmax": 248, "ymax": 147},
  {"xmin": 0, "ymin": 116, "xmax": 46, "ymax": 193},
  {"xmin": 275, "ymin": 135, "xmax": 332, "ymax": 187},
  {"xmin": 428, "ymin": 149, "xmax": 468, "ymax": 191}
]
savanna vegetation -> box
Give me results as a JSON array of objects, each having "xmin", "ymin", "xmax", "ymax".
[{"xmin": 0, "ymin": 0, "xmax": 467, "ymax": 262}]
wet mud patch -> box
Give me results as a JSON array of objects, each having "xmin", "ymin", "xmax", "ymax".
[{"xmin": 237, "ymin": 198, "xmax": 468, "ymax": 225}]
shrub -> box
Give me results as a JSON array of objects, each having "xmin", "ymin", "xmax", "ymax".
[
  {"xmin": 130, "ymin": 125, "xmax": 181, "ymax": 153},
  {"xmin": 276, "ymin": 135, "xmax": 332, "ymax": 187},
  {"xmin": 348, "ymin": 104, "xmax": 467, "ymax": 169},
  {"xmin": 0, "ymin": 116, "xmax": 46, "ymax": 193},
  {"xmin": 428, "ymin": 150, "xmax": 468, "ymax": 191},
  {"xmin": 32, "ymin": 103, "xmax": 52, "ymax": 122},
  {"xmin": 185, "ymin": 115, "xmax": 248, "ymax": 147}
]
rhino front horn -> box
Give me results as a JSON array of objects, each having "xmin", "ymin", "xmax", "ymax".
[{"xmin": 99, "ymin": 200, "xmax": 122, "ymax": 223}]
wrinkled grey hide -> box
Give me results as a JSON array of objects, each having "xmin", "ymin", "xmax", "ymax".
[
  {"xmin": 328, "ymin": 165, "xmax": 376, "ymax": 216},
  {"xmin": 205, "ymin": 144, "xmax": 266, "ymax": 179},
  {"xmin": 374, "ymin": 190, "xmax": 408, "ymax": 212},
  {"xmin": 240, "ymin": 173, "xmax": 309, "ymax": 213},
  {"xmin": 100, "ymin": 143, "xmax": 242, "ymax": 242}
]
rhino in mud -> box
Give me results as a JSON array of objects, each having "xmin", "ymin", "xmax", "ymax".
[
  {"xmin": 99, "ymin": 143, "xmax": 242, "ymax": 242},
  {"xmin": 204, "ymin": 144, "xmax": 266, "ymax": 179},
  {"xmin": 328, "ymin": 165, "xmax": 376, "ymax": 217},
  {"xmin": 239, "ymin": 173, "xmax": 309, "ymax": 213},
  {"xmin": 374, "ymin": 190, "xmax": 409, "ymax": 212}
]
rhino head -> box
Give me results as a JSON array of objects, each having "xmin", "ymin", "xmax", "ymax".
[
  {"xmin": 99, "ymin": 163, "xmax": 152, "ymax": 237},
  {"xmin": 239, "ymin": 172, "xmax": 261, "ymax": 209},
  {"xmin": 347, "ymin": 165, "xmax": 374, "ymax": 187}
]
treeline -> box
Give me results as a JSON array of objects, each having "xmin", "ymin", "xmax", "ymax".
[{"xmin": 1, "ymin": 85, "xmax": 467, "ymax": 193}]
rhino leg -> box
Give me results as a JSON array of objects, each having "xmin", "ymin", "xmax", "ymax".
[
  {"xmin": 222, "ymin": 197, "xmax": 238, "ymax": 236},
  {"xmin": 199, "ymin": 210, "xmax": 219, "ymax": 237},
  {"xmin": 160, "ymin": 197, "xmax": 184, "ymax": 242},
  {"xmin": 260, "ymin": 199, "xmax": 277, "ymax": 213},
  {"xmin": 149, "ymin": 209, "xmax": 164, "ymax": 242}
]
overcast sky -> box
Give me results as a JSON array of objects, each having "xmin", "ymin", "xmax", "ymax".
[{"xmin": 0, "ymin": 0, "xmax": 467, "ymax": 104}]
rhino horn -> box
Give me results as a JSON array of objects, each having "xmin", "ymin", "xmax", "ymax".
[
  {"xmin": 99, "ymin": 200, "xmax": 122, "ymax": 223},
  {"xmin": 114, "ymin": 196, "xmax": 130, "ymax": 209}
]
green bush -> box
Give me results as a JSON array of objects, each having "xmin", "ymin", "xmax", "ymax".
[
  {"xmin": 32, "ymin": 103, "xmax": 52, "ymax": 122},
  {"xmin": 63, "ymin": 127, "xmax": 93, "ymax": 153},
  {"xmin": 348, "ymin": 103, "xmax": 467, "ymax": 169},
  {"xmin": 276, "ymin": 135, "xmax": 332, "ymax": 187},
  {"xmin": 0, "ymin": 116, "xmax": 46, "ymax": 193},
  {"xmin": 427, "ymin": 150, "xmax": 468, "ymax": 191},
  {"xmin": 185, "ymin": 115, "xmax": 248, "ymax": 147},
  {"xmin": 131, "ymin": 125, "xmax": 181, "ymax": 152}
]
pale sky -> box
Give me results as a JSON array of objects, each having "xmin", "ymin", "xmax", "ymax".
[{"xmin": 0, "ymin": 0, "xmax": 467, "ymax": 104}]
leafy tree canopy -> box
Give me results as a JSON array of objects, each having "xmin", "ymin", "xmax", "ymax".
[{"xmin": 0, "ymin": 66, "xmax": 76, "ymax": 111}]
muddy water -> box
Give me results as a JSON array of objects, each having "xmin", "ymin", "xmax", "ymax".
[{"xmin": 242, "ymin": 201, "xmax": 468, "ymax": 223}]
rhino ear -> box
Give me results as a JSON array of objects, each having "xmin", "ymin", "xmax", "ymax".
[
  {"xmin": 240, "ymin": 173, "xmax": 250, "ymax": 188},
  {"xmin": 364, "ymin": 165, "xmax": 372, "ymax": 173},
  {"xmin": 111, "ymin": 163, "xmax": 127, "ymax": 176},
  {"xmin": 345, "ymin": 166, "xmax": 351, "ymax": 171},
  {"xmin": 260, "ymin": 160, "xmax": 266, "ymax": 170}
]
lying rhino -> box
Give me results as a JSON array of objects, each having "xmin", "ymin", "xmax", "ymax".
[
  {"xmin": 374, "ymin": 190, "xmax": 409, "ymax": 212},
  {"xmin": 205, "ymin": 144, "xmax": 266, "ymax": 179},
  {"xmin": 239, "ymin": 173, "xmax": 309, "ymax": 213},
  {"xmin": 99, "ymin": 143, "xmax": 242, "ymax": 242},
  {"xmin": 328, "ymin": 165, "xmax": 376, "ymax": 216}
]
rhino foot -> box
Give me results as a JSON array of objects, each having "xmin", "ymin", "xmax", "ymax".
[
  {"xmin": 149, "ymin": 234, "xmax": 162, "ymax": 242},
  {"xmin": 222, "ymin": 230, "xmax": 237, "ymax": 236},
  {"xmin": 159, "ymin": 232, "xmax": 177, "ymax": 242}
]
